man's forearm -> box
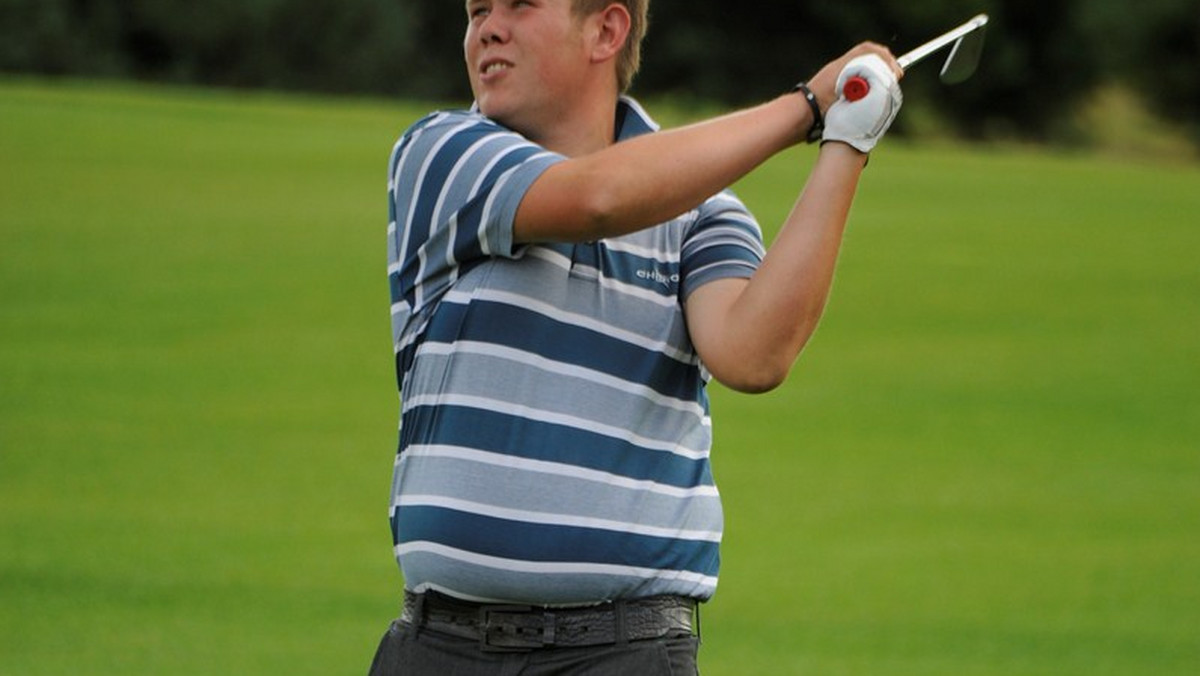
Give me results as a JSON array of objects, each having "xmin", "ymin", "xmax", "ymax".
[
  {"xmin": 684, "ymin": 143, "xmax": 866, "ymax": 392},
  {"xmin": 514, "ymin": 93, "xmax": 813, "ymax": 243},
  {"xmin": 749, "ymin": 142, "xmax": 865, "ymax": 354}
]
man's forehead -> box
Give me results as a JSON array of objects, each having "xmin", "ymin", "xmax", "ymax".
[{"xmin": 466, "ymin": 0, "xmax": 574, "ymax": 8}]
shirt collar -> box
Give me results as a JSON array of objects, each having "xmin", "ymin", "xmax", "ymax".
[
  {"xmin": 468, "ymin": 96, "xmax": 660, "ymax": 143},
  {"xmin": 614, "ymin": 95, "xmax": 659, "ymax": 141}
]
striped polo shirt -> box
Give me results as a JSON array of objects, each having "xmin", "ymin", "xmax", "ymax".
[{"xmin": 386, "ymin": 97, "xmax": 765, "ymax": 605}]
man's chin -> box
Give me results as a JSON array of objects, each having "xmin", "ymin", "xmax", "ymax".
[{"xmin": 479, "ymin": 105, "xmax": 525, "ymax": 134}]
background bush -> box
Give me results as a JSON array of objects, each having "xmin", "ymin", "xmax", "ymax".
[{"xmin": 1, "ymin": 0, "xmax": 1196, "ymax": 144}]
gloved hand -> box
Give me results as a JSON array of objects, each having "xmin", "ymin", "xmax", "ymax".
[{"xmin": 822, "ymin": 54, "xmax": 903, "ymax": 153}]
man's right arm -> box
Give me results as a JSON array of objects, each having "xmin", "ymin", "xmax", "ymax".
[
  {"xmin": 513, "ymin": 95, "xmax": 807, "ymax": 243},
  {"xmin": 513, "ymin": 43, "xmax": 896, "ymax": 245}
]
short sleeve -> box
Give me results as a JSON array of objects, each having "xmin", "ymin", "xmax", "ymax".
[
  {"xmin": 388, "ymin": 111, "xmax": 565, "ymax": 315},
  {"xmin": 678, "ymin": 190, "xmax": 766, "ymax": 300}
]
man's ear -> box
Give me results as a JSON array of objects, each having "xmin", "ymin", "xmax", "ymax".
[{"xmin": 589, "ymin": 3, "xmax": 631, "ymax": 64}]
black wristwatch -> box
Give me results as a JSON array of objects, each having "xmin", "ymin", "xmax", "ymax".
[{"xmin": 792, "ymin": 81, "xmax": 823, "ymax": 144}]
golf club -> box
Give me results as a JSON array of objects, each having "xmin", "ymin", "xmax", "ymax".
[{"xmin": 842, "ymin": 13, "xmax": 989, "ymax": 101}]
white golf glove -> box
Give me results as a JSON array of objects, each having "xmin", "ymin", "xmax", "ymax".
[{"xmin": 822, "ymin": 54, "xmax": 903, "ymax": 153}]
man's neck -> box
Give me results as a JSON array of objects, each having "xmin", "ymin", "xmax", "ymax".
[{"xmin": 525, "ymin": 92, "xmax": 620, "ymax": 158}]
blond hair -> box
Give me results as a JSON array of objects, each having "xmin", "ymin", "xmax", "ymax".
[{"xmin": 573, "ymin": 0, "xmax": 649, "ymax": 92}]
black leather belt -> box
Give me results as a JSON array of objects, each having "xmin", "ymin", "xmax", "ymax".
[{"xmin": 401, "ymin": 591, "xmax": 698, "ymax": 652}]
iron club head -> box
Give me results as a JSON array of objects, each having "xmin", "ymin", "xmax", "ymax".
[
  {"xmin": 896, "ymin": 13, "xmax": 989, "ymax": 84},
  {"xmin": 939, "ymin": 19, "xmax": 988, "ymax": 84},
  {"xmin": 841, "ymin": 14, "xmax": 988, "ymax": 102}
]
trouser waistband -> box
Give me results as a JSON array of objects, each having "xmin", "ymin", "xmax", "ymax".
[{"xmin": 401, "ymin": 591, "xmax": 698, "ymax": 652}]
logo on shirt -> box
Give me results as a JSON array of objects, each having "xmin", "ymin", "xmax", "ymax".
[{"xmin": 637, "ymin": 268, "xmax": 680, "ymax": 287}]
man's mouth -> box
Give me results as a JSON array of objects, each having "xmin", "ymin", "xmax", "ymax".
[{"xmin": 482, "ymin": 60, "xmax": 512, "ymax": 76}]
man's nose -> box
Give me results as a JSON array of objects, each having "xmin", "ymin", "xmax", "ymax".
[{"xmin": 478, "ymin": 12, "xmax": 507, "ymax": 44}]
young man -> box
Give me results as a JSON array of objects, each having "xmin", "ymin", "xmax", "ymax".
[{"xmin": 370, "ymin": 1, "xmax": 902, "ymax": 673}]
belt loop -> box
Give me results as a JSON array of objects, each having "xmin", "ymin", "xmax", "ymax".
[
  {"xmin": 542, "ymin": 611, "xmax": 556, "ymax": 646},
  {"xmin": 614, "ymin": 600, "xmax": 628, "ymax": 646},
  {"xmin": 411, "ymin": 592, "xmax": 426, "ymax": 637}
]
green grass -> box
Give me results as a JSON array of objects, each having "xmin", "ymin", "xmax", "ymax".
[{"xmin": 2, "ymin": 78, "xmax": 1198, "ymax": 674}]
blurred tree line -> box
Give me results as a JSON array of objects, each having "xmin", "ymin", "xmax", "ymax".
[{"xmin": 1, "ymin": 0, "xmax": 1196, "ymax": 144}]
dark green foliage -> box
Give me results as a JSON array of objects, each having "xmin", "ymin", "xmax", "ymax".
[
  {"xmin": 0, "ymin": 0, "xmax": 1195, "ymax": 141},
  {"xmin": 1088, "ymin": 0, "xmax": 1200, "ymax": 139},
  {"xmin": 636, "ymin": 0, "xmax": 1102, "ymax": 141}
]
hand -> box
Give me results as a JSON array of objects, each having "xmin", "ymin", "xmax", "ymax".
[
  {"xmin": 822, "ymin": 54, "xmax": 903, "ymax": 153},
  {"xmin": 807, "ymin": 42, "xmax": 901, "ymax": 115}
]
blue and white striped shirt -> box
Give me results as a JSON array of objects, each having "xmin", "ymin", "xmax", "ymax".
[{"xmin": 386, "ymin": 97, "xmax": 765, "ymax": 605}]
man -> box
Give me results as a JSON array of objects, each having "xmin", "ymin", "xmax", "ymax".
[{"xmin": 371, "ymin": 1, "xmax": 902, "ymax": 673}]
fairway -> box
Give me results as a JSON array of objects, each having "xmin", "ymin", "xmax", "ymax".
[{"xmin": 2, "ymin": 79, "xmax": 1198, "ymax": 674}]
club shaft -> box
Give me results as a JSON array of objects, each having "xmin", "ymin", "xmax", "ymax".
[{"xmin": 897, "ymin": 14, "xmax": 989, "ymax": 71}]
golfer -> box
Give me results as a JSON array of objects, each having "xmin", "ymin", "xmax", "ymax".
[{"xmin": 371, "ymin": 1, "xmax": 902, "ymax": 673}]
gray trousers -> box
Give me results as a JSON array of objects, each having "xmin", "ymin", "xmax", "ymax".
[{"xmin": 368, "ymin": 619, "xmax": 700, "ymax": 675}]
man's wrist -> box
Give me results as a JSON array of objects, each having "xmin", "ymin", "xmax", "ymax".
[
  {"xmin": 792, "ymin": 81, "xmax": 824, "ymax": 144},
  {"xmin": 818, "ymin": 139, "xmax": 870, "ymax": 166}
]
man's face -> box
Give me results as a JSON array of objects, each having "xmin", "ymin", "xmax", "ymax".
[{"xmin": 464, "ymin": 0, "xmax": 590, "ymax": 135}]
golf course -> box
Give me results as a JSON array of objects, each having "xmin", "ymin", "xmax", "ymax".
[{"xmin": 2, "ymin": 78, "xmax": 1198, "ymax": 674}]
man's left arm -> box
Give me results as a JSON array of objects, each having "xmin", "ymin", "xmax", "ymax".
[
  {"xmin": 684, "ymin": 143, "xmax": 865, "ymax": 393},
  {"xmin": 685, "ymin": 55, "xmax": 902, "ymax": 393}
]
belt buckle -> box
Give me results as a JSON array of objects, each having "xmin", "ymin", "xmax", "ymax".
[{"xmin": 479, "ymin": 605, "xmax": 551, "ymax": 652}]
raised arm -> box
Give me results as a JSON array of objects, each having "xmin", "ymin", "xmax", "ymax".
[
  {"xmin": 686, "ymin": 54, "xmax": 904, "ymax": 393},
  {"xmin": 513, "ymin": 43, "xmax": 897, "ymax": 245},
  {"xmin": 684, "ymin": 143, "xmax": 865, "ymax": 392},
  {"xmin": 513, "ymin": 95, "xmax": 805, "ymax": 243}
]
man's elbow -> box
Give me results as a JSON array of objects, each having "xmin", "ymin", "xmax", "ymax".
[
  {"xmin": 575, "ymin": 188, "xmax": 620, "ymax": 241},
  {"xmin": 710, "ymin": 357, "xmax": 793, "ymax": 394},
  {"xmin": 517, "ymin": 163, "xmax": 622, "ymax": 243},
  {"xmin": 574, "ymin": 169, "xmax": 654, "ymax": 241}
]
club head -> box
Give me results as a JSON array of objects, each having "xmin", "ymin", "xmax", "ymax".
[{"xmin": 939, "ymin": 21, "xmax": 987, "ymax": 84}]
